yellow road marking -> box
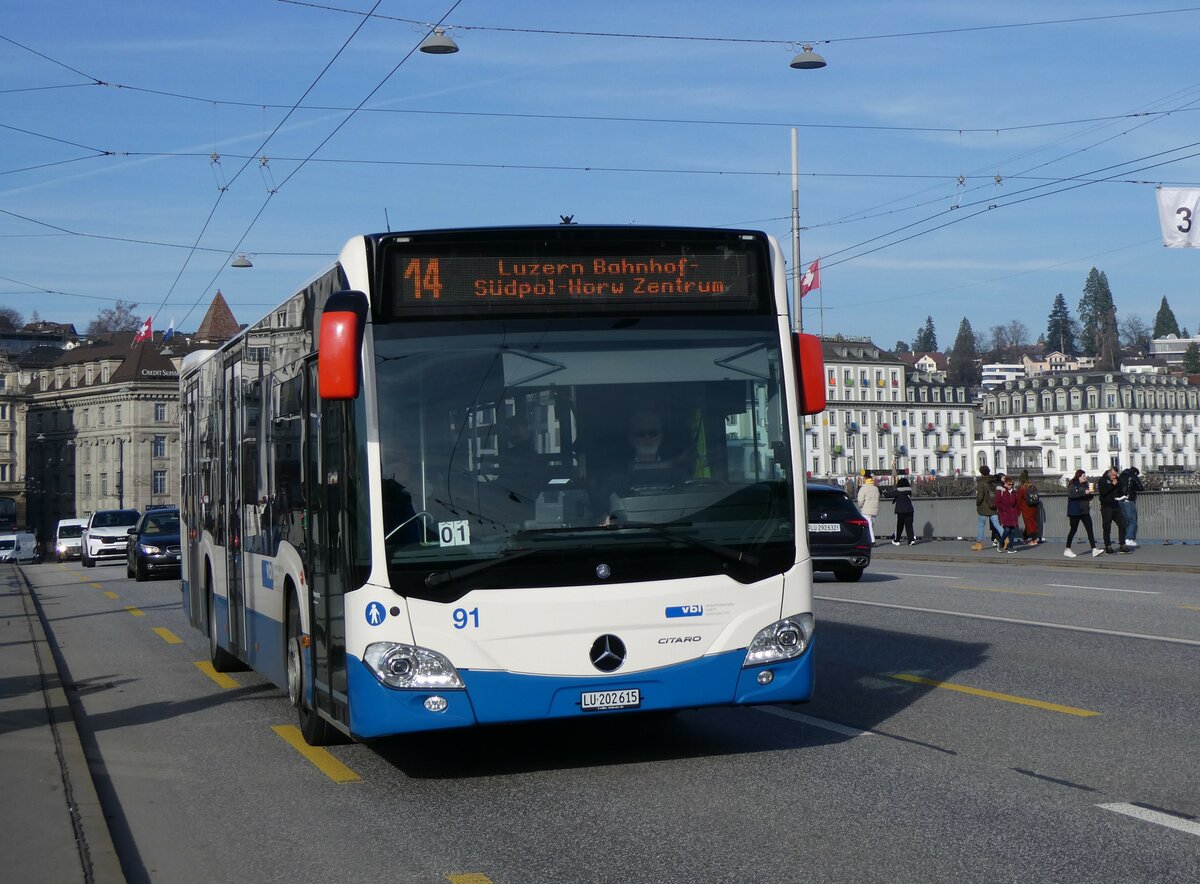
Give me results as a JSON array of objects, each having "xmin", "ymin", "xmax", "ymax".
[
  {"xmin": 124, "ymin": 605, "xmax": 145, "ymax": 617},
  {"xmin": 446, "ymin": 875, "xmax": 495, "ymax": 884},
  {"xmin": 1181, "ymin": 605, "xmax": 1200, "ymax": 611},
  {"xmin": 90, "ymin": 582, "xmax": 103, "ymax": 589},
  {"xmin": 890, "ymin": 673, "xmax": 1100, "ymax": 717},
  {"xmin": 949, "ymin": 584, "xmax": 1053, "ymax": 597},
  {"xmin": 271, "ymin": 725, "xmax": 360, "ymax": 783},
  {"xmin": 104, "ymin": 591, "xmax": 119, "ymax": 599},
  {"xmin": 194, "ymin": 661, "xmax": 239, "ymax": 689},
  {"xmin": 153, "ymin": 627, "xmax": 183, "ymax": 644}
]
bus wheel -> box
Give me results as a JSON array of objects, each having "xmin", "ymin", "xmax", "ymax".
[
  {"xmin": 207, "ymin": 582, "xmax": 245, "ymax": 673},
  {"xmin": 287, "ymin": 602, "xmax": 337, "ymax": 746}
]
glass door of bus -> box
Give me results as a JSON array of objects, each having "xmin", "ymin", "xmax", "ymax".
[
  {"xmin": 304, "ymin": 360, "xmax": 349, "ymax": 726},
  {"xmin": 224, "ymin": 358, "xmax": 247, "ymax": 657}
]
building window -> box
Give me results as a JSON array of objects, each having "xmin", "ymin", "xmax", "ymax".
[
  {"xmin": 98, "ymin": 407, "xmax": 105, "ymax": 426},
  {"xmin": 152, "ymin": 435, "xmax": 166, "ymax": 458},
  {"xmin": 115, "ymin": 405, "xmax": 122, "ymax": 425},
  {"xmin": 155, "ymin": 402, "xmax": 167, "ymax": 422},
  {"xmin": 100, "ymin": 472, "xmax": 108, "ymax": 495},
  {"xmin": 153, "ymin": 470, "xmax": 168, "ymax": 495}
]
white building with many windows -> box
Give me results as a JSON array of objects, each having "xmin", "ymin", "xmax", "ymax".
[{"xmin": 978, "ymin": 371, "xmax": 1200, "ymax": 480}]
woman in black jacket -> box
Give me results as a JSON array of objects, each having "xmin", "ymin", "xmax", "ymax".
[{"xmin": 891, "ymin": 477, "xmax": 916, "ymax": 545}]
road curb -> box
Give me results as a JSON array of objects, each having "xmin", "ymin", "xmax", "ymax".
[
  {"xmin": 871, "ymin": 545, "xmax": 1200, "ymax": 574},
  {"xmin": 20, "ymin": 573, "xmax": 126, "ymax": 884}
]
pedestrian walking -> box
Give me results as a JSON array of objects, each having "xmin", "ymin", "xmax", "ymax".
[
  {"xmin": 1118, "ymin": 466, "xmax": 1144, "ymax": 547},
  {"xmin": 855, "ymin": 473, "xmax": 880, "ymax": 544},
  {"xmin": 994, "ymin": 474, "xmax": 1021, "ymax": 552},
  {"xmin": 1064, "ymin": 469, "xmax": 1103, "ymax": 558},
  {"xmin": 970, "ymin": 464, "xmax": 1002, "ymax": 551},
  {"xmin": 891, "ymin": 476, "xmax": 916, "ymax": 545},
  {"xmin": 1017, "ymin": 469, "xmax": 1041, "ymax": 546},
  {"xmin": 1097, "ymin": 465, "xmax": 1131, "ymax": 554}
]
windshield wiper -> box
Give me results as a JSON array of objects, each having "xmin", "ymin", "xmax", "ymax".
[
  {"xmin": 425, "ymin": 548, "xmax": 539, "ymax": 589},
  {"xmin": 517, "ymin": 522, "xmax": 759, "ymax": 567}
]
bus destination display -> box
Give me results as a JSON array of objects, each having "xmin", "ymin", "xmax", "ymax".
[{"xmin": 385, "ymin": 251, "xmax": 761, "ymax": 313}]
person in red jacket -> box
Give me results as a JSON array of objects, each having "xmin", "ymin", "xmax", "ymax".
[{"xmin": 994, "ymin": 473, "xmax": 1021, "ymax": 553}]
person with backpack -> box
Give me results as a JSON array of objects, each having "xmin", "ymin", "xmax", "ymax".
[
  {"xmin": 891, "ymin": 476, "xmax": 916, "ymax": 545},
  {"xmin": 1017, "ymin": 469, "xmax": 1041, "ymax": 546},
  {"xmin": 970, "ymin": 465, "xmax": 1002, "ymax": 551},
  {"xmin": 994, "ymin": 473, "xmax": 1021, "ymax": 553},
  {"xmin": 1098, "ymin": 465, "xmax": 1131, "ymax": 554},
  {"xmin": 1118, "ymin": 466, "xmax": 1144, "ymax": 547}
]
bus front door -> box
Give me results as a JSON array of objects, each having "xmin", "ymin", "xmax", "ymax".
[{"xmin": 304, "ymin": 361, "xmax": 349, "ymax": 727}]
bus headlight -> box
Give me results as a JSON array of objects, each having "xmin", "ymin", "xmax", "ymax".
[
  {"xmin": 742, "ymin": 613, "xmax": 814, "ymax": 667},
  {"xmin": 363, "ymin": 642, "xmax": 465, "ymax": 690}
]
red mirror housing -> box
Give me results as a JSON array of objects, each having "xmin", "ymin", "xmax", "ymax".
[
  {"xmin": 795, "ymin": 332, "xmax": 826, "ymax": 416},
  {"xmin": 318, "ymin": 291, "xmax": 368, "ymax": 400}
]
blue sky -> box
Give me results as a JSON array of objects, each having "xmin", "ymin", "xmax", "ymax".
[{"xmin": 4, "ymin": 1, "xmax": 1200, "ymax": 348}]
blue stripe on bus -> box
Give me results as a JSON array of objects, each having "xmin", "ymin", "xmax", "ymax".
[
  {"xmin": 344, "ymin": 643, "xmax": 814, "ymax": 738},
  {"xmin": 202, "ymin": 592, "xmax": 288, "ymax": 689}
]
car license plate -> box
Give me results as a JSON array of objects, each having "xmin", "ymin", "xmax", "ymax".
[
  {"xmin": 580, "ymin": 688, "xmax": 641, "ymax": 711},
  {"xmin": 808, "ymin": 522, "xmax": 841, "ymax": 533}
]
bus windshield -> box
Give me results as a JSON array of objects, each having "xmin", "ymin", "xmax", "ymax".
[{"xmin": 374, "ymin": 315, "xmax": 794, "ymax": 595}]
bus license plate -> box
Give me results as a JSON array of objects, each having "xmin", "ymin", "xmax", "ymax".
[{"xmin": 581, "ymin": 688, "xmax": 641, "ymax": 711}]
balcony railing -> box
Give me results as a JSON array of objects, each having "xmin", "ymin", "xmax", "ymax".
[
  {"xmin": 1084, "ymin": 422, "xmax": 1098, "ymax": 433},
  {"xmin": 1140, "ymin": 423, "xmax": 1153, "ymax": 432},
  {"xmin": 1023, "ymin": 428, "xmax": 1038, "ymax": 438},
  {"xmin": 1129, "ymin": 443, "xmax": 1140, "ymax": 452},
  {"xmin": 1054, "ymin": 424, "xmax": 1067, "ymax": 434},
  {"xmin": 1174, "ymin": 444, "xmax": 1185, "ymax": 453},
  {"xmin": 1084, "ymin": 444, "xmax": 1099, "ymax": 453},
  {"xmin": 1153, "ymin": 443, "xmax": 1165, "ymax": 452}
]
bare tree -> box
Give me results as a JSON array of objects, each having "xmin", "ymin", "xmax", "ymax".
[
  {"xmin": 1118, "ymin": 314, "xmax": 1151, "ymax": 355},
  {"xmin": 1004, "ymin": 320, "xmax": 1029, "ymax": 350},
  {"xmin": 86, "ymin": 300, "xmax": 141, "ymax": 335},
  {"xmin": 0, "ymin": 307, "xmax": 22, "ymax": 330}
]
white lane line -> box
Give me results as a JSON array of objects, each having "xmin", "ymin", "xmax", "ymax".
[
  {"xmin": 755, "ymin": 705, "xmax": 872, "ymax": 738},
  {"xmin": 1047, "ymin": 584, "xmax": 1159, "ymax": 595},
  {"xmin": 1098, "ymin": 803, "xmax": 1200, "ymax": 838},
  {"xmin": 815, "ymin": 596, "xmax": 1200, "ymax": 647},
  {"xmin": 878, "ymin": 572, "xmax": 958, "ymax": 580}
]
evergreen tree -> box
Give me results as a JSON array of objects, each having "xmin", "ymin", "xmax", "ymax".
[
  {"xmin": 912, "ymin": 315, "xmax": 937, "ymax": 352},
  {"xmin": 1096, "ymin": 307, "xmax": 1119, "ymax": 371},
  {"xmin": 1152, "ymin": 296, "xmax": 1181, "ymax": 338},
  {"xmin": 892, "ymin": 340, "xmax": 911, "ymax": 354},
  {"xmin": 947, "ymin": 317, "xmax": 980, "ymax": 386},
  {"xmin": 1077, "ymin": 268, "xmax": 1115, "ymax": 357},
  {"xmin": 1185, "ymin": 342, "xmax": 1200, "ymax": 373},
  {"xmin": 1045, "ymin": 293, "xmax": 1076, "ymax": 354}
]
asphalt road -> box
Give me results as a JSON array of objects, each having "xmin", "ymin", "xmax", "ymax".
[{"xmin": 24, "ymin": 558, "xmax": 1200, "ymax": 883}]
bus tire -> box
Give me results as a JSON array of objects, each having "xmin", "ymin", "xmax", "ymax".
[
  {"xmin": 287, "ymin": 599, "xmax": 337, "ymax": 746},
  {"xmin": 207, "ymin": 577, "xmax": 245, "ymax": 673}
]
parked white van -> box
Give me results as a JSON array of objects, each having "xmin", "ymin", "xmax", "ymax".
[
  {"xmin": 54, "ymin": 518, "xmax": 89, "ymax": 562},
  {"xmin": 0, "ymin": 532, "xmax": 39, "ymax": 564}
]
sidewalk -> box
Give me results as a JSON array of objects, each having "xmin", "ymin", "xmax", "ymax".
[
  {"xmin": 870, "ymin": 535, "xmax": 1200, "ymax": 573},
  {"xmin": 0, "ymin": 565, "xmax": 124, "ymax": 883}
]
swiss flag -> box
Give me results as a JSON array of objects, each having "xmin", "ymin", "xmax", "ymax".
[
  {"xmin": 800, "ymin": 259, "xmax": 821, "ymax": 298},
  {"xmin": 132, "ymin": 316, "xmax": 152, "ymax": 344}
]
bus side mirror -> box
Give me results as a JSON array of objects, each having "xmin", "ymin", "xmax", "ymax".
[
  {"xmin": 795, "ymin": 332, "xmax": 826, "ymax": 415},
  {"xmin": 318, "ymin": 291, "xmax": 369, "ymax": 400}
]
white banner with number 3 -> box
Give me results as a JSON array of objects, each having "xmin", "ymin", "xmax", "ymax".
[{"xmin": 1157, "ymin": 187, "xmax": 1200, "ymax": 248}]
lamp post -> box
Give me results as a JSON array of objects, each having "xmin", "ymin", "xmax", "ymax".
[
  {"xmin": 117, "ymin": 437, "xmax": 125, "ymax": 510},
  {"xmin": 789, "ymin": 48, "xmax": 827, "ymax": 334}
]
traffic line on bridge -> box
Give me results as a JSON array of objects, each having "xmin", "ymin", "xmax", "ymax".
[
  {"xmin": 104, "ymin": 591, "xmax": 118, "ymax": 599},
  {"xmin": 271, "ymin": 725, "xmax": 360, "ymax": 783},
  {"xmin": 89, "ymin": 582, "xmax": 103, "ymax": 590},
  {"xmin": 124, "ymin": 605, "xmax": 145, "ymax": 617},
  {"xmin": 1181, "ymin": 604, "xmax": 1200, "ymax": 611},
  {"xmin": 446, "ymin": 874, "xmax": 495, "ymax": 883},
  {"xmin": 1047, "ymin": 583, "xmax": 1158, "ymax": 595},
  {"xmin": 757, "ymin": 705, "xmax": 872, "ymax": 737},
  {"xmin": 153, "ymin": 626, "xmax": 183, "ymax": 644},
  {"xmin": 194, "ymin": 661, "xmax": 239, "ymax": 689},
  {"xmin": 889, "ymin": 673, "xmax": 1099, "ymax": 717},
  {"xmin": 949, "ymin": 584, "xmax": 1053, "ymax": 597},
  {"xmin": 1098, "ymin": 803, "xmax": 1200, "ymax": 838}
]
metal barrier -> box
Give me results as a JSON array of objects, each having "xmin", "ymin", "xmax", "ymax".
[{"xmin": 869, "ymin": 491, "xmax": 1200, "ymax": 543}]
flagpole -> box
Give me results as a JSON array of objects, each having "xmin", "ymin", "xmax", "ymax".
[{"xmin": 791, "ymin": 127, "xmax": 802, "ymax": 334}]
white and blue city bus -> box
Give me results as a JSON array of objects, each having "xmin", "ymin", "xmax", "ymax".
[{"xmin": 179, "ymin": 225, "xmax": 827, "ymax": 745}]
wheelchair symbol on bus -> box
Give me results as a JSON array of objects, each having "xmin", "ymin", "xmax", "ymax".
[{"xmin": 365, "ymin": 602, "xmax": 386, "ymax": 626}]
